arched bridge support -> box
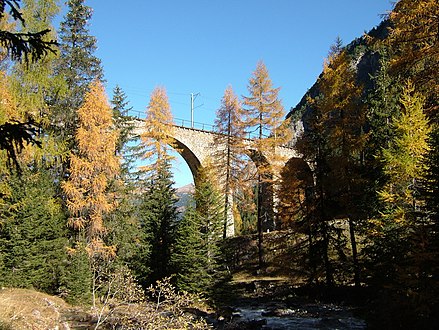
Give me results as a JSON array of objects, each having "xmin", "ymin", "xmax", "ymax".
[{"xmin": 134, "ymin": 119, "xmax": 304, "ymax": 237}]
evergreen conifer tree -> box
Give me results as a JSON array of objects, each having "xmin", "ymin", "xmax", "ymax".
[
  {"xmin": 111, "ymin": 85, "xmax": 134, "ymax": 156},
  {"xmin": 54, "ymin": 0, "xmax": 104, "ymax": 148},
  {"xmin": 0, "ymin": 169, "xmax": 67, "ymax": 295},
  {"xmin": 135, "ymin": 159, "xmax": 178, "ymax": 287},
  {"xmin": 134, "ymin": 86, "xmax": 178, "ymax": 287},
  {"xmin": 172, "ymin": 163, "xmax": 224, "ymax": 295}
]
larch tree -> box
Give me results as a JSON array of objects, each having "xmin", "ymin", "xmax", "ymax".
[
  {"xmin": 368, "ymin": 81, "xmax": 431, "ymax": 290},
  {"xmin": 62, "ymin": 80, "xmax": 119, "ymax": 251},
  {"xmin": 379, "ymin": 81, "xmax": 431, "ymax": 220},
  {"xmin": 9, "ymin": 0, "xmax": 67, "ymax": 172},
  {"xmin": 241, "ymin": 61, "xmax": 291, "ymax": 268},
  {"xmin": 295, "ymin": 42, "xmax": 368, "ymax": 286},
  {"xmin": 212, "ymin": 85, "xmax": 247, "ymax": 238},
  {"xmin": 319, "ymin": 48, "xmax": 367, "ymax": 287},
  {"xmin": 387, "ymin": 0, "xmax": 439, "ymax": 111},
  {"xmin": 139, "ymin": 86, "xmax": 175, "ymax": 174},
  {"xmin": 0, "ymin": 0, "xmax": 56, "ymax": 173},
  {"xmin": 0, "ymin": 0, "xmax": 57, "ymax": 64}
]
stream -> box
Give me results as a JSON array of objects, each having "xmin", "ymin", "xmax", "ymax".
[{"xmin": 216, "ymin": 300, "xmax": 366, "ymax": 329}]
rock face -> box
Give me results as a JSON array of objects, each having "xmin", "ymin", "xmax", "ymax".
[{"xmin": 286, "ymin": 20, "xmax": 389, "ymax": 135}]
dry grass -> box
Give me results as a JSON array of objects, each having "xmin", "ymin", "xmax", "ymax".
[{"xmin": 0, "ymin": 288, "xmax": 69, "ymax": 330}]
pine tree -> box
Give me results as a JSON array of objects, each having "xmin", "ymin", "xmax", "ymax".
[
  {"xmin": 212, "ymin": 85, "xmax": 246, "ymax": 238},
  {"xmin": 242, "ymin": 61, "xmax": 291, "ymax": 268}
]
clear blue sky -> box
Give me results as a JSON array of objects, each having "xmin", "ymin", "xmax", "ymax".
[{"xmin": 71, "ymin": 0, "xmax": 393, "ymax": 187}]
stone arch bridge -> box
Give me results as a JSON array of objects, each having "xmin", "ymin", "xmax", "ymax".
[{"xmin": 134, "ymin": 118, "xmax": 303, "ymax": 237}]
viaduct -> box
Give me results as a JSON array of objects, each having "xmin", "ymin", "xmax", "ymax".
[{"xmin": 134, "ymin": 117, "xmax": 304, "ymax": 237}]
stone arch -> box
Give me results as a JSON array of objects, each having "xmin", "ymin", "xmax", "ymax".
[
  {"xmin": 244, "ymin": 148, "xmax": 277, "ymax": 231},
  {"xmin": 170, "ymin": 137, "xmax": 201, "ymax": 183},
  {"xmin": 283, "ymin": 157, "xmax": 313, "ymax": 183},
  {"xmin": 278, "ymin": 157, "xmax": 313, "ymax": 227},
  {"xmin": 134, "ymin": 119, "xmax": 303, "ymax": 236}
]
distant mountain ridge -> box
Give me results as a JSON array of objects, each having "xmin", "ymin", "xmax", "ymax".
[{"xmin": 175, "ymin": 183, "xmax": 194, "ymax": 215}]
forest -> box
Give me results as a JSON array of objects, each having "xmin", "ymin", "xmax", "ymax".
[{"xmin": 0, "ymin": 0, "xmax": 438, "ymax": 329}]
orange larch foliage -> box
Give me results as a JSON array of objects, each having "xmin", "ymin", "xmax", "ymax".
[{"xmin": 62, "ymin": 80, "xmax": 120, "ymax": 244}]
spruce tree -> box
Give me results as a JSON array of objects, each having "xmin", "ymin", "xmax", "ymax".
[
  {"xmin": 0, "ymin": 169, "xmax": 67, "ymax": 294},
  {"xmin": 134, "ymin": 86, "xmax": 178, "ymax": 287},
  {"xmin": 364, "ymin": 50, "xmax": 403, "ymax": 219},
  {"xmin": 54, "ymin": 0, "xmax": 104, "ymax": 147},
  {"xmin": 134, "ymin": 159, "xmax": 178, "ymax": 287},
  {"xmin": 172, "ymin": 164, "xmax": 224, "ymax": 295},
  {"xmin": 111, "ymin": 85, "xmax": 134, "ymax": 156},
  {"xmin": 106, "ymin": 85, "xmax": 140, "ymax": 265}
]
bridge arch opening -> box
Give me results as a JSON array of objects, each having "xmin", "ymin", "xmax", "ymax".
[
  {"xmin": 171, "ymin": 137, "xmax": 201, "ymax": 184},
  {"xmin": 277, "ymin": 157, "xmax": 313, "ymax": 228}
]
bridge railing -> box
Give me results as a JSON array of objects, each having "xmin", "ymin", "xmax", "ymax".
[
  {"xmin": 126, "ymin": 110, "xmax": 294, "ymax": 147},
  {"xmin": 127, "ymin": 109, "xmax": 215, "ymax": 132}
]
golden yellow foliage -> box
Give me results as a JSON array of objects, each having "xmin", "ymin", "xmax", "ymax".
[
  {"xmin": 140, "ymin": 86, "xmax": 175, "ymax": 173},
  {"xmin": 62, "ymin": 80, "xmax": 120, "ymax": 245},
  {"xmin": 387, "ymin": 0, "xmax": 439, "ymax": 113}
]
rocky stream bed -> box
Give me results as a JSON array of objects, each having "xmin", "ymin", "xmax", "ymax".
[{"xmin": 211, "ymin": 279, "xmax": 368, "ymax": 329}]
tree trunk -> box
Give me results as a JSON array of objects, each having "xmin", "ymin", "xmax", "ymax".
[
  {"xmin": 348, "ymin": 218, "xmax": 360, "ymax": 287},
  {"xmin": 257, "ymin": 175, "xmax": 264, "ymax": 269},
  {"xmin": 322, "ymin": 223, "xmax": 334, "ymax": 286}
]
